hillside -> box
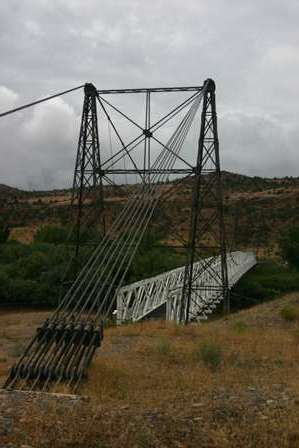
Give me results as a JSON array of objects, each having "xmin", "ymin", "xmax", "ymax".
[
  {"xmin": 0, "ymin": 184, "xmax": 22, "ymax": 196},
  {"xmin": 1, "ymin": 292, "xmax": 299, "ymax": 447},
  {"xmin": 0, "ymin": 172, "xmax": 299, "ymax": 253},
  {"xmin": 0, "ymin": 171, "xmax": 298, "ymax": 311}
]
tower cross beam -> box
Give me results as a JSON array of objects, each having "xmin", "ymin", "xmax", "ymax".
[{"xmin": 97, "ymin": 86, "xmax": 203, "ymax": 94}]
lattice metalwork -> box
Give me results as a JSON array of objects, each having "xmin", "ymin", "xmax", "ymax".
[
  {"xmin": 179, "ymin": 79, "xmax": 229, "ymax": 323},
  {"xmin": 72, "ymin": 83, "xmax": 104, "ymax": 255},
  {"xmin": 117, "ymin": 251, "xmax": 256, "ymax": 323}
]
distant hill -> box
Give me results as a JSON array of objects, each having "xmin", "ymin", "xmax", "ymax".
[
  {"xmin": 0, "ymin": 171, "xmax": 298, "ymax": 196},
  {"xmin": 0, "ymin": 171, "xmax": 298, "ymax": 254},
  {"xmin": 0, "ymin": 183, "xmax": 23, "ymax": 196}
]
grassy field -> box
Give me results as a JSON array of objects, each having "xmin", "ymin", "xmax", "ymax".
[{"xmin": 1, "ymin": 292, "xmax": 299, "ymax": 447}]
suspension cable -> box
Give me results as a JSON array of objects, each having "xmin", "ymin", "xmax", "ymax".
[
  {"xmin": 49, "ymin": 91, "xmax": 202, "ymax": 322},
  {"xmin": 0, "ymin": 85, "xmax": 84, "ymax": 118},
  {"xmin": 81, "ymin": 93, "xmax": 203, "ymax": 320},
  {"xmin": 50, "ymin": 89, "xmax": 204, "ymax": 319}
]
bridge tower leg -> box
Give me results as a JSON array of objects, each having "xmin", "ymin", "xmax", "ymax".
[
  {"xmin": 72, "ymin": 83, "xmax": 105, "ymax": 257},
  {"xmin": 180, "ymin": 79, "xmax": 229, "ymax": 324}
]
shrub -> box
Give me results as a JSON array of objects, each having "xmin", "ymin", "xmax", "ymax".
[
  {"xmin": 280, "ymin": 306, "xmax": 299, "ymax": 322},
  {"xmin": 34, "ymin": 224, "xmax": 102, "ymax": 246},
  {"xmin": 34, "ymin": 225, "xmax": 70, "ymax": 244},
  {"xmin": 231, "ymin": 261, "xmax": 299, "ymax": 311},
  {"xmin": 0, "ymin": 224, "xmax": 9, "ymax": 243},
  {"xmin": 128, "ymin": 246, "xmax": 185, "ymax": 283},
  {"xmin": 0, "ymin": 236, "xmax": 108, "ymax": 308},
  {"xmin": 0, "ymin": 269, "xmax": 11, "ymax": 302},
  {"xmin": 231, "ymin": 321, "xmax": 249, "ymax": 334},
  {"xmin": 280, "ymin": 226, "xmax": 299, "ymax": 270},
  {"xmin": 155, "ymin": 337, "xmax": 171, "ymax": 356},
  {"xmin": 196, "ymin": 342, "xmax": 223, "ymax": 370},
  {"xmin": 0, "ymin": 241, "xmax": 31, "ymax": 264},
  {"xmin": 292, "ymin": 328, "xmax": 299, "ymax": 342}
]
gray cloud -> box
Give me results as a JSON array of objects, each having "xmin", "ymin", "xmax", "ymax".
[{"xmin": 0, "ymin": 0, "xmax": 298, "ymax": 189}]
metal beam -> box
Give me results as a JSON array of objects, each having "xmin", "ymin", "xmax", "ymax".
[
  {"xmin": 97, "ymin": 86, "xmax": 203, "ymax": 94},
  {"xmin": 103, "ymin": 168, "xmax": 193, "ymax": 175}
]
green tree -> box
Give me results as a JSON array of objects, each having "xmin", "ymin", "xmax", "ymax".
[
  {"xmin": 34, "ymin": 225, "xmax": 70, "ymax": 244},
  {"xmin": 280, "ymin": 226, "xmax": 299, "ymax": 270},
  {"xmin": 0, "ymin": 223, "xmax": 10, "ymax": 243}
]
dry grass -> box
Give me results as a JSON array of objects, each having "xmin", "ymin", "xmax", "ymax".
[
  {"xmin": 280, "ymin": 305, "xmax": 299, "ymax": 322},
  {"xmin": 0, "ymin": 309, "xmax": 49, "ymax": 383},
  {"xmin": 9, "ymin": 225, "xmax": 39, "ymax": 244},
  {"xmin": 1, "ymin": 295, "xmax": 299, "ymax": 446},
  {"xmin": 84, "ymin": 314, "xmax": 299, "ymax": 409}
]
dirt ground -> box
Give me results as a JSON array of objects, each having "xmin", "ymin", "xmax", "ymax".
[{"xmin": 1, "ymin": 294, "xmax": 299, "ymax": 447}]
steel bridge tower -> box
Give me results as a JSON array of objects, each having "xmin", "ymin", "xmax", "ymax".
[
  {"xmin": 179, "ymin": 79, "xmax": 229, "ymax": 323},
  {"xmin": 72, "ymin": 83, "xmax": 105, "ymax": 256},
  {"xmin": 72, "ymin": 79, "xmax": 229, "ymax": 324}
]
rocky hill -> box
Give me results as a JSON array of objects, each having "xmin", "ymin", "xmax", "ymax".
[{"xmin": 0, "ymin": 172, "xmax": 298, "ymax": 255}]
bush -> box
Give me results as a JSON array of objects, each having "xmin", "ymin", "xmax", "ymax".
[
  {"xmin": 34, "ymin": 224, "xmax": 102, "ymax": 246},
  {"xmin": 128, "ymin": 247, "xmax": 185, "ymax": 283},
  {"xmin": 196, "ymin": 342, "xmax": 223, "ymax": 370},
  {"xmin": 280, "ymin": 306, "xmax": 299, "ymax": 322},
  {"xmin": 280, "ymin": 226, "xmax": 299, "ymax": 270},
  {"xmin": 34, "ymin": 225, "xmax": 70, "ymax": 244},
  {"xmin": 293, "ymin": 328, "xmax": 299, "ymax": 342},
  {"xmin": 0, "ymin": 224, "xmax": 9, "ymax": 243},
  {"xmin": 9, "ymin": 278, "xmax": 39, "ymax": 304},
  {"xmin": 155, "ymin": 337, "xmax": 171, "ymax": 356},
  {"xmin": 231, "ymin": 261, "xmax": 299, "ymax": 310},
  {"xmin": 0, "ymin": 269, "xmax": 11, "ymax": 302},
  {"xmin": 0, "ymin": 236, "xmax": 114, "ymax": 308},
  {"xmin": 0, "ymin": 241, "xmax": 31, "ymax": 264},
  {"xmin": 0, "ymin": 241, "xmax": 75, "ymax": 307},
  {"xmin": 231, "ymin": 321, "xmax": 249, "ymax": 334}
]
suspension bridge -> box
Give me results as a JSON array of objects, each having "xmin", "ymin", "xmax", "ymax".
[{"xmin": 0, "ymin": 78, "xmax": 256, "ymax": 392}]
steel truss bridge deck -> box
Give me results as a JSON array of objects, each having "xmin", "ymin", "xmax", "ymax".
[{"xmin": 117, "ymin": 251, "xmax": 256, "ymax": 323}]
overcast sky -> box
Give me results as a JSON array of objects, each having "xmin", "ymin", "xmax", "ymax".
[{"xmin": 0, "ymin": 0, "xmax": 298, "ymax": 189}]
